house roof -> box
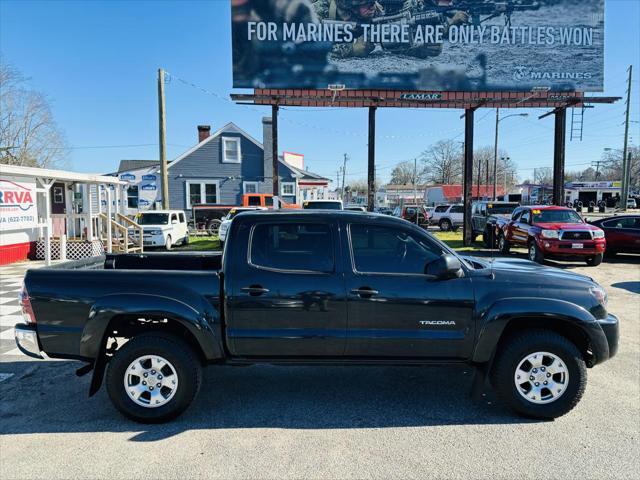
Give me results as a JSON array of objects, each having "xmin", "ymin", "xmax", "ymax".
[
  {"xmin": 169, "ymin": 122, "xmax": 330, "ymax": 182},
  {"xmin": 283, "ymin": 160, "xmax": 330, "ymax": 182},
  {"xmin": 117, "ymin": 160, "xmax": 160, "ymax": 173}
]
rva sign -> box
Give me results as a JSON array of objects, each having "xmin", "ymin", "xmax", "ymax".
[{"xmin": 0, "ymin": 177, "xmax": 38, "ymax": 231}]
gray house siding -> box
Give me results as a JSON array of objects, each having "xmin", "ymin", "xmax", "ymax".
[{"xmin": 167, "ymin": 123, "xmax": 298, "ymax": 217}]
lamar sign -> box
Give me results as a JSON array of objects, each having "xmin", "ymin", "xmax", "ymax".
[
  {"xmin": 231, "ymin": 0, "xmax": 604, "ymax": 92},
  {"xmin": 0, "ymin": 177, "xmax": 38, "ymax": 231}
]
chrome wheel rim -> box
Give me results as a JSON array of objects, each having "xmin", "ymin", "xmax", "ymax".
[
  {"xmin": 514, "ymin": 351, "xmax": 569, "ymax": 405},
  {"xmin": 124, "ymin": 355, "xmax": 179, "ymax": 408}
]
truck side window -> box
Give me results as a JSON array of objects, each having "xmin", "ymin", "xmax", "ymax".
[
  {"xmin": 179, "ymin": 213, "xmax": 186, "ymax": 223},
  {"xmin": 480, "ymin": 204, "xmax": 487, "ymax": 216},
  {"xmin": 521, "ymin": 211, "xmax": 531, "ymax": 224},
  {"xmin": 435, "ymin": 205, "xmax": 448, "ymax": 213},
  {"xmin": 511, "ymin": 210, "xmax": 522, "ymax": 221},
  {"xmin": 349, "ymin": 224, "xmax": 442, "ymax": 275},
  {"xmin": 250, "ymin": 223, "xmax": 333, "ymax": 273},
  {"xmin": 450, "ymin": 205, "xmax": 464, "ymax": 214},
  {"xmin": 247, "ymin": 195, "xmax": 261, "ymax": 206}
]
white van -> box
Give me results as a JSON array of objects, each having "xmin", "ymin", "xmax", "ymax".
[{"xmin": 135, "ymin": 210, "xmax": 189, "ymax": 250}]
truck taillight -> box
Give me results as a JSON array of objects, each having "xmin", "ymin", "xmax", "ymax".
[{"xmin": 20, "ymin": 285, "xmax": 36, "ymax": 324}]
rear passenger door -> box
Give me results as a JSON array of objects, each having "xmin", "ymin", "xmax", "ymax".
[{"xmin": 226, "ymin": 219, "xmax": 347, "ymax": 357}]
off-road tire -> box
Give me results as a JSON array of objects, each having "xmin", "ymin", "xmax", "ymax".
[
  {"xmin": 106, "ymin": 334, "xmax": 202, "ymax": 423},
  {"xmin": 490, "ymin": 329, "xmax": 587, "ymax": 419},
  {"xmin": 165, "ymin": 235, "xmax": 172, "ymax": 251},
  {"xmin": 586, "ymin": 253, "xmax": 603, "ymax": 266},
  {"xmin": 439, "ymin": 219, "xmax": 452, "ymax": 232}
]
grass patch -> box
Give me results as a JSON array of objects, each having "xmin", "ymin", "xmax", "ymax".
[
  {"xmin": 432, "ymin": 230, "xmax": 483, "ymax": 252},
  {"xmin": 176, "ymin": 235, "xmax": 221, "ymax": 251}
]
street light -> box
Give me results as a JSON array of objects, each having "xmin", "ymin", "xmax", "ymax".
[{"xmin": 493, "ymin": 109, "xmax": 529, "ymax": 200}]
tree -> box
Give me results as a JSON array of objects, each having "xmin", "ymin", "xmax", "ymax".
[
  {"xmin": 601, "ymin": 146, "xmax": 640, "ymax": 188},
  {"xmin": 419, "ymin": 139, "xmax": 463, "ymax": 184},
  {"xmin": 389, "ymin": 160, "xmax": 423, "ymax": 185},
  {"xmin": 0, "ymin": 61, "xmax": 68, "ymax": 168}
]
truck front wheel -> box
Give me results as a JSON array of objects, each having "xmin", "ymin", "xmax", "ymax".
[
  {"xmin": 586, "ymin": 253, "xmax": 603, "ymax": 266},
  {"xmin": 528, "ymin": 241, "xmax": 544, "ymax": 264},
  {"xmin": 106, "ymin": 334, "xmax": 202, "ymax": 423},
  {"xmin": 490, "ymin": 330, "xmax": 587, "ymax": 419}
]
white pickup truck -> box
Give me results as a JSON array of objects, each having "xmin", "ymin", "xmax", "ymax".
[{"xmin": 135, "ymin": 210, "xmax": 189, "ymax": 250}]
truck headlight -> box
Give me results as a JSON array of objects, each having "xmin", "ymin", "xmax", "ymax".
[
  {"xmin": 541, "ymin": 230, "xmax": 559, "ymax": 239},
  {"xmin": 148, "ymin": 230, "xmax": 163, "ymax": 235},
  {"xmin": 592, "ymin": 230, "xmax": 605, "ymax": 239},
  {"xmin": 590, "ymin": 286, "xmax": 608, "ymax": 307}
]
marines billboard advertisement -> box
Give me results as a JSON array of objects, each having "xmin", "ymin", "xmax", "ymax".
[{"xmin": 231, "ymin": 0, "xmax": 604, "ymax": 92}]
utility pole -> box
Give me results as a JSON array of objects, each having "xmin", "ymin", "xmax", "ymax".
[
  {"xmin": 158, "ymin": 68, "xmax": 169, "ymax": 209},
  {"xmin": 413, "ymin": 157, "xmax": 418, "ymax": 224},
  {"xmin": 341, "ymin": 153, "xmax": 348, "ymax": 201},
  {"xmin": 621, "ymin": 65, "xmax": 633, "ymax": 211},
  {"xmin": 493, "ymin": 108, "xmax": 499, "ymax": 200}
]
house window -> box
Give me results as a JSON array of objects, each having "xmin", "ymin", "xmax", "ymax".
[
  {"xmin": 222, "ymin": 137, "xmax": 241, "ymax": 163},
  {"xmin": 243, "ymin": 181, "xmax": 258, "ymax": 194},
  {"xmin": 281, "ymin": 182, "xmax": 295, "ymax": 196},
  {"xmin": 186, "ymin": 181, "xmax": 219, "ymax": 208},
  {"xmin": 127, "ymin": 185, "xmax": 139, "ymax": 209}
]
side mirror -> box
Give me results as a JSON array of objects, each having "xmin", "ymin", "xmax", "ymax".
[{"xmin": 426, "ymin": 254, "xmax": 463, "ymax": 280}]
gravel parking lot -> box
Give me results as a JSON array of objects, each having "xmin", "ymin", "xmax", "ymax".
[{"xmin": 1, "ymin": 253, "xmax": 638, "ymax": 480}]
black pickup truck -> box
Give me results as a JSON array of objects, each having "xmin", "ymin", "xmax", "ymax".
[
  {"xmin": 15, "ymin": 211, "xmax": 618, "ymax": 423},
  {"xmin": 471, "ymin": 201, "xmax": 520, "ymax": 247}
]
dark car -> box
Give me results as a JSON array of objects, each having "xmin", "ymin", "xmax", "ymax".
[
  {"xmin": 472, "ymin": 201, "xmax": 520, "ymax": 246},
  {"xmin": 589, "ymin": 215, "xmax": 640, "ymax": 256},
  {"xmin": 15, "ymin": 211, "xmax": 618, "ymax": 423}
]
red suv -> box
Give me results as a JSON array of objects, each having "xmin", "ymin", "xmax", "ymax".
[{"xmin": 498, "ymin": 206, "xmax": 606, "ymax": 266}]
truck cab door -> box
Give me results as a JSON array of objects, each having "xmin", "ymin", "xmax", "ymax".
[
  {"xmin": 342, "ymin": 222, "xmax": 475, "ymax": 359},
  {"xmin": 225, "ymin": 219, "xmax": 347, "ymax": 357}
]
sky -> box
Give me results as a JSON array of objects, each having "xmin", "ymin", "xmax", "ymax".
[{"xmin": 1, "ymin": 0, "xmax": 638, "ymax": 185}]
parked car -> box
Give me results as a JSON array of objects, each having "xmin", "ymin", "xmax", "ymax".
[
  {"xmin": 134, "ymin": 210, "xmax": 189, "ymax": 250},
  {"xmin": 345, "ymin": 205, "xmax": 367, "ymax": 212},
  {"xmin": 397, "ymin": 204, "xmax": 430, "ymax": 226},
  {"xmin": 626, "ymin": 197, "xmax": 637, "ymax": 209},
  {"xmin": 375, "ymin": 207, "xmax": 394, "ymax": 215},
  {"xmin": 472, "ymin": 201, "xmax": 520, "ymax": 247},
  {"xmin": 588, "ymin": 215, "xmax": 640, "ymax": 256},
  {"xmin": 497, "ymin": 206, "xmax": 606, "ymax": 266},
  {"xmin": 16, "ymin": 211, "xmax": 618, "ymax": 423},
  {"xmin": 218, "ymin": 207, "xmax": 267, "ymax": 246},
  {"xmin": 302, "ymin": 199, "xmax": 343, "ymax": 210},
  {"xmin": 431, "ymin": 204, "xmax": 464, "ymax": 231}
]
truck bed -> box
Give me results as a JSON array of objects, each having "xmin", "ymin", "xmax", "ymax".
[{"xmin": 105, "ymin": 251, "xmax": 222, "ymax": 271}]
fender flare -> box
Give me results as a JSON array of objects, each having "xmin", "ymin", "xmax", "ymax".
[
  {"xmin": 80, "ymin": 293, "xmax": 223, "ymax": 361},
  {"xmin": 472, "ymin": 297, "xmax": 599, "ymax": 363}
]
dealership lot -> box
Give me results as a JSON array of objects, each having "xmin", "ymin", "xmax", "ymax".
[{"xmin": 0, "ymin": 252, "xmax": 638, "ymax": 480}]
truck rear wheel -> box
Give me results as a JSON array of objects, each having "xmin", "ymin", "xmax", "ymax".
[
  {"xmin": 439, "ymin": 219, "xmax": 452, "ymax": 231},
  {"xmin": 106, "ymin": 334, "xmax": 202, "ymax": 423},
  {"xmin": 490, "ymin": 330, "xmax": 587, "ymax": 419}
]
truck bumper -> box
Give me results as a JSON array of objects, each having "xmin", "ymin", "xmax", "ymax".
[
  {"xmin": 538, "ymin": 238, "xmax": 606, "ymax": 256},
  {"xmin": 596, "ymin": 313, "xmax": 619, "ymax": 361},
  {"xmin": 14, "ymin": 323, "xmax": 44, "ymax": 359}
]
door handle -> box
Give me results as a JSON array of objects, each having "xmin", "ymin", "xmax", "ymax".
[
  {"xmin": 241, "ymin": 286, "xmax": 270, "ymax": 296},
  {"xmin": 351, "ymin": 287, "xmax": 379, "ymax": 297}
]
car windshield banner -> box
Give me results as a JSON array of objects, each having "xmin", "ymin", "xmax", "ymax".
[{"xmin": 231, "ymin": 0, "xmax": 604, "ymax": 92}]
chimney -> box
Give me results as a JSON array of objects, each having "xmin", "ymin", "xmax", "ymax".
[
  {"xmin": 197, "ymin": 125, "xmax": 211, "ymax": 143},
  {"xmin": 262, "ymin": 117, "xmax": 273, "ymax": 193}
]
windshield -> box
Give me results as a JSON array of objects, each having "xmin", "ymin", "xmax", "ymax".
[
  {"xmin": 488, "ymin": 203, "xmax": 519, "ymax": 215},
  {"xmin": 532, "ymin": 209, "xmax": 583, "ymax": 224},
  {"xmin": 138, "ymin": 213, "xmax": 169, "ymax": 225},
  {"xmin": 303, "ymin": 201, "xmax": 342, "ymax": 210}
]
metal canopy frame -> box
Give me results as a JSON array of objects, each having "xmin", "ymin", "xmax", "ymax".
[{"xmin": 231, "ymin": 89, "xmax": 620, "ymax": 246}]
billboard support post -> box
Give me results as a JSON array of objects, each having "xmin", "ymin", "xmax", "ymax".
[
  {"xmin": 272, "ymin": 104, "xmax": 279, "ymax": 209},
  {"xmin": 553, "ymin": 108, "xmax": 567, "ymax": 206},
  {"xmin": 367, "ymin": 106, "xmax": 376, "ymax": 212},
  {"xmin": 463, "ymin": 108, "xmax": 475, "ymax": 247}
]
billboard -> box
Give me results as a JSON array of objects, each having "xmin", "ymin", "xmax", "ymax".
[
  {"xmin": 231, "ymin": 0, "xmax": 604, "ymax": 92},
  {"xmin": 0, "ymin": 177, "xmax": 38, "ymax": 232}
]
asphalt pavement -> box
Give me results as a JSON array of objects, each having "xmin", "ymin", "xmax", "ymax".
[{"xmin": 1, "ymin": 254, "xmax": 638, "ymax": 480}]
